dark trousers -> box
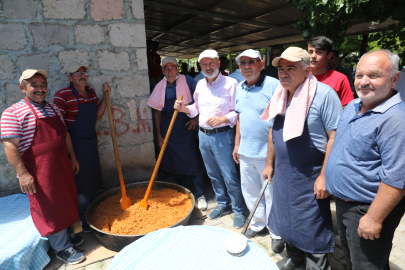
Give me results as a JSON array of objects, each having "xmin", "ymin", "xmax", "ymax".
[
  {"xmin": 335, "ymin": 197, "xmax": 405, "ymax": 270},
  {"xmin": 286, "ymin": 243, "xmax": 331, "ymax": 270}
]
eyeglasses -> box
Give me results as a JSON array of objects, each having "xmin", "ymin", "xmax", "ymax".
[
  {"xmin": 238, "ymin": 59, "xmax": 261, "ymax": 66},
  {"xmin": 71, "ymin": 72, "xmax": 88, "ymax": 77}
]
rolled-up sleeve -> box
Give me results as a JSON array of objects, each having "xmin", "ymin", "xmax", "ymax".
[
  {"xmin": 187, "ymin": 90, "xmax": 199, "ymax": 118},
  {"xmin": 224, "ymin": 81, "xmax": 238, "ymax": 124},
  {"xmin": 377, "ymin": 114, "xmax": 405, "ymax": 189}
]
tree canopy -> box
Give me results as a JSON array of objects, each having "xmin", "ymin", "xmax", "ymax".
[{"xmin": 287, "ymin": 0, "xmax": 405, "ymax": 67}]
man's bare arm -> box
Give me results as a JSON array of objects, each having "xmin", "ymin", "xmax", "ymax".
[
  {"xmin": 358, "ymin": 182, "xmax": 405, "ymax": 240},
  {"xmin": 262, "ymin": 128, "xmax": 275, "ymax": 183},
  {"xmin": 154, "ymin": 110, "xmax": 164, "ymax": 148},
  {"xmin": 314, "ymin": 129, "xmax": 335, "ymax": 199},
  {"xmin": 97, "ymin": 82, "xmax": 112, "ymax": 120},
  {"xmin": 66, "ymin": 132, "xmax": 80, "ymax": 174},
  {"xmin": 3, "ymin": 138, "xmax": 36, "ymax": 194},
  {"xmin": 232, "ymin": 117, "xmax": 241, "ymax": 164}
]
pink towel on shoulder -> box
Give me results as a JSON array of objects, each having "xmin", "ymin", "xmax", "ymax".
[
  {"xmin": 260, "ymin": 73, "xmax": 318, "ymax": 141},
  {"xmin": 147, "ymin": 74, "xmax": 193, "ymax": 111}
]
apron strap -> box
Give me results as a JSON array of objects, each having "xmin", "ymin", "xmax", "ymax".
[
  {"xmin": 85, "ymin": 86, "xmax": 96, "ymax": 104},
  {"xmin": 24, "ymin": 98, "xmax": 39, "ymax": 119}
]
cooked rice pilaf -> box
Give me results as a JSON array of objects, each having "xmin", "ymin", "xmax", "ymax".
[{"xmin": 90, "ymin": 187, "xmax": 192, "ymax": 235}]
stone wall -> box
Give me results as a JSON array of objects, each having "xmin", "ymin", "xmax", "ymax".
[{"xmin": 0, "ymin": 0, "xmax": 155, "ymax": 196}]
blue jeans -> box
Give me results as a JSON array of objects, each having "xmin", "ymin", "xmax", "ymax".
[
  {"xmin": 78, "ymin": 192, "xmax": 93, "ymax": 225},
  {"xmin": 47, "ymin": 228, "xmax": 71, "ymax": 252},
  {"xmin": 174, "ymin": 173, "xmax": 205, "ymax": 198},
  {"xmin": 198, "ymin": 128, "xmax": 244, "ymax": 214}
]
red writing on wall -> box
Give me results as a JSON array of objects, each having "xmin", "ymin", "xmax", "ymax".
[{"xmin": 96, "ymin": 107, "xmax": 151, "ymax": 136}]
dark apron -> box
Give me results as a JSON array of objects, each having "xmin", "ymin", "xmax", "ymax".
[
  {"xmin": 22, "ymin": 99, "xmax": 79, "ymax": 236},
  {"xmin": 160, "ymin": 85, "xmax": 202, "ymax": 175},
  {"xmin": 268, "ymin": 114, "xmax": 335, "ymax": 253},
  {"xmin": 67, "ymin": 85, "xmax": 102, "ymax": 194}
]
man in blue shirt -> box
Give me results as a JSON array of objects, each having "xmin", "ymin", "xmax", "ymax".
[
  {"xmin": 262, "ymin": 47, "xmax": 342, "ymax": 270},
  {"xmin": 232, "ymin": 50, "xmax": 283, "ymax": 247},
  {"xmin": 326, "ymin": 50, "xmax": 405, "ymax": 270}
]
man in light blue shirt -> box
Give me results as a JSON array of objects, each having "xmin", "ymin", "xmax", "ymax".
[
  {"xmin": 326, "ymin": 50, "xmax": 405, "ymax": 270},
  {"xmin": 229, "ymin": 59, "xmax": 244, "ymax": 83},
  {"xmin": 232, "ymin": 49, "xmax": 281, "ymax": 244}
]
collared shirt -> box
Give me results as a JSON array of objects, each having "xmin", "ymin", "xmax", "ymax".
[
  {"xmin": 1, "ymin": 100, "xmax": 65, "ymax": 155},
  {"xmin": 53, "ymin": 85, "xmax": 100, "ymax": 128},
  {"xmin": 270, "ymin": 82, "xmax": 342, "ymax": 153},
  {"xmin": 325, "ymin": 92, "xmax": 405, "ymax": 203},
  {"xmin": 187, "ymin": 73, "xmax": 238, "ymax": 129},
  {"xmin": 228, "ymin": 69, "xmax": 245, "ymax": 84},
  {"xmin": 236, "ymin": 73, "xmax": 278, "ymax": 158}
]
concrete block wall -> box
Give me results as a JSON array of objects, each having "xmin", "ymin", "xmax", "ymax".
[{"xmin": 0, "ymin": 0, "xmax": 155, "ymax": 196}]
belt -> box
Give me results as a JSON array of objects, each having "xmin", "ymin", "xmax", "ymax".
[
  {"xmin": 336, "ymin": 197, "xmax": 360, "ymax": 203},
  {"xmin": 200, "ymin": 126, "xmax": 232, "ymax": 134}
]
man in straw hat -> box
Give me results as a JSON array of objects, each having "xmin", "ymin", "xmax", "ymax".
[
  {"xmin": 174, "ymin": 49, "xmax": 245, "ymax": 228},
  {"xmin": 232, "ymin": 49, "xmax": 284, "ymax": 250},
  {"xmin": 261, "ymin": 47, "xmax": 342, "ymax": 270},
  {"xmin": 147, "ymin": 56, "xmax": 206, "ymax": 210},
  {"xmin": 1, "ymin": 69, "xmax": 85, "ymax": 264}
]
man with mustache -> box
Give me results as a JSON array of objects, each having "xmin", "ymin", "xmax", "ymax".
[
  {"xmin": 54, "ymin": 62, "xmax": 111, "ymax": 233},
  {"xmin": 325, "ymin": 50, "xmax": 405, "ymax": 270},
  {"xmin": 261, "ymin": 47, "xmax": 342, "ymax": 270},
  {"xmin": 1, "ymin": 69, "xmax": 85, "ymax": 264},
  {"xmin": 174, "ymin": 49, "xmax": 245, "ymax": 228},
  {"xmin": 231, "ymin": 49, "xmax": 284, "ymax": 250},
  {"xmin": 308, "ymin": 36, "xmax": 354, "ymax": 108}
]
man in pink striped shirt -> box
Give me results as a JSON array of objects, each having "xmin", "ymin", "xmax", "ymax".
[
  {"xmin": 1, "ymin": 69, "xmax": 85, "ymax": 264},
  {"xmin": 174, "ymin": 49, "xmax": 245, "ymax": 228}
]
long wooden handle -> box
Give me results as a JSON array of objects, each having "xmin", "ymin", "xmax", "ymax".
[
  {"xmin": 241, "ymin": 181, "xmax": 269, "ymax": 235},
  {"xmin": 143, "ymin": 95, "xmax": 184, "ymax": 202},
  {"xmin": 105, "ymin": 92, "xmax": 127, "ymax": 198}
]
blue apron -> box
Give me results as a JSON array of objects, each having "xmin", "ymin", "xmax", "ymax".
[
  {"xmin": 268, "ymin": 114, "xmax": 334, "ymax": 253},
  {"xmin": 160, "ymin": 82, "xmax": 202, "ymax": 175},
  {"xmin": 67, "ymin": 84, "xmax": 102, "ymax": 194}
]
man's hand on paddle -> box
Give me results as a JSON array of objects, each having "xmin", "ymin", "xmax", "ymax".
[
  {"xmin": 262, "ymin": 165, "xmax": 274, "ymax": 184},
  {"xmin": 19, "ymin": 172, "xmax": 36, "ymax": 195}
]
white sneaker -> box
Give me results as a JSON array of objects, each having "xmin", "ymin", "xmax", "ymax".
[{"xmin": 197, "ymin": 195, "xmax": 208, "ymax": 211}]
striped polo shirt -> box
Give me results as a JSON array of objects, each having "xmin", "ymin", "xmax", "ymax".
[
  {"xmin": 0, "ymin": 100, "xmax": 65, "ymax": 155},
  {"xmin": 53, "ymin": 86, "xmax": 100, "ymax": 128}
]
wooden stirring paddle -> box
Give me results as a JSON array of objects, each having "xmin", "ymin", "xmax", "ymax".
[
  {"xmin": 105, "ymin": 91, "xmax": 131, "ymax": 211},
  {"xmin": 140, "ymin": 95, "xmax": 184, "ymax": 210}
]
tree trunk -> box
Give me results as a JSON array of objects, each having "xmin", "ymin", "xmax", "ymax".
[{"xmin": 359, "ymin": 34, "xmax": 369, "ymax": 57}]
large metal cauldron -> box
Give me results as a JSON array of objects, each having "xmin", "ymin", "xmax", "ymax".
[{"xmin": 85, "ymin": 181, "xmax": 195, "ymax": 252}]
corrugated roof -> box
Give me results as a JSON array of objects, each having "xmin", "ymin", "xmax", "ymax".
[{"xmin": 144, "ymin": 0, "xmax": 394, "ymax": 59}]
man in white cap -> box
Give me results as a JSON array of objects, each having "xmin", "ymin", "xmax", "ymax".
[
  {"xmin": 1, "ymin": 69, "xmax": 85, "ymax": 264},
  {"xmin": 147, "ymin": 56, "xmax": 206, "ymax": 210},
  {"xmin": 53, "ymin": 62, "xmax": 111, "ymax": 233},
  {"xmin": 261, "ymin": 47, "xmax": 342, "ymax": 270},
  {"xmin": 232, "ymin": 49, "xmax": 284, "ymax": 248},
  {"xmin": 174, "ymin": 49, "xmax": 245, "ymax": 228}
]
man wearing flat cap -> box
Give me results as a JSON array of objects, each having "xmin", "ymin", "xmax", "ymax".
[
  {"xmin": 1, "ymin": 69, "xmax": 85, "ymax": 264},
  {"xmin": 261, "ymin": 47, "xmax": 342, "ymax": 270},
  {"xmin": 53, "ymin": 62, "xmax": 111, "ymax": 233},
  {"xmin": 174, "ymin": 49, "xmax": 245, "ymax": 228},
  {"xmin": 232, "ymin": 49, "xmax": 284, "ymax": 248},
  {"xmin": 147, "ymin": 57, "xmax": 206, "ymax": 210}
]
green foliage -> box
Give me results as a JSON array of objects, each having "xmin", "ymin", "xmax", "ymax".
[{"xmin": 287, "ymin": 0, "xmax": 405, "ymax": 67}]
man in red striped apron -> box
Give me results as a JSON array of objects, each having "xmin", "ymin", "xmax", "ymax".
[{"xmin": 1, "ymin": 69, "xmax": 85, "ymax": 265}]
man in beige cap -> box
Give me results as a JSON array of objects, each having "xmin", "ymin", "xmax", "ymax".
[
  {"xmin": 53, "ymin": 62, "xmax": 111, "ymax": 233},
  {"xmin": 1, "ymin": 69, "xmax": 85, "ymax": 264},
  {"xmin": 147, "ymin": 56, "xmax": 207, "ymax": 210},
  {"xmin": 261, "ymin": 47, "xmax": 342, "ymax": 270}
]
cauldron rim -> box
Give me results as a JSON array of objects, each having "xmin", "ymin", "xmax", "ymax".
[{"xmin": 86, "ymin": 181, "xmax": 196, "ymax": 237}]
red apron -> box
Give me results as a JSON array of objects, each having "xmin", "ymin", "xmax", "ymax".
[{"xmin": 22, "ymin": 98, "xmax": 79, "ymax": 236}]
